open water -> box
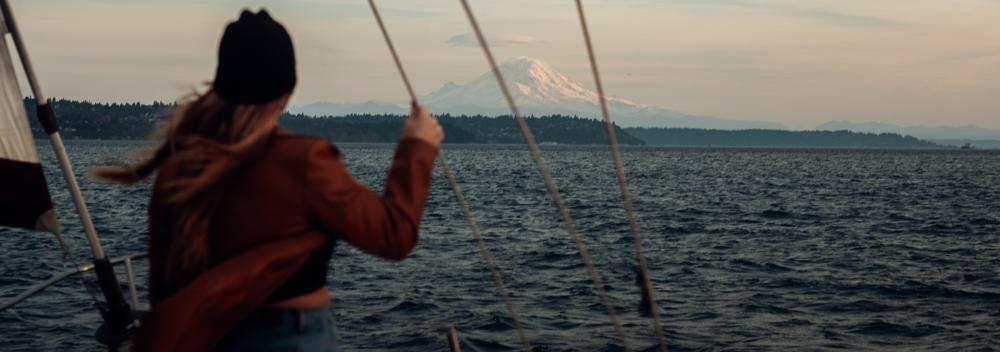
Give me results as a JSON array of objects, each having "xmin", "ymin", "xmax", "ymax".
[{"xmin": 1, "ymin": 140, "xmax": 998, "ymax": 351}]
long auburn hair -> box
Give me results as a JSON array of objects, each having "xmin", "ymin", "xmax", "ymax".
[{"xmin": 95, "ymin": 88, "xmax": 290, "ymax": 288}]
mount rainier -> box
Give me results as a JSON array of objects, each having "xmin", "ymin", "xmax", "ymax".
[{"xmin": 291, "ymin": 57, "xmax": 783, "ymax": 130}]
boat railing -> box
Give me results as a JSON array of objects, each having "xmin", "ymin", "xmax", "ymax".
[{"xmin": 0, "ymin": 252, "xmax": 148, "ymax": 313}]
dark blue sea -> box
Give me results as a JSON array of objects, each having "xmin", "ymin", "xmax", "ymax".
[{"xmin": 2, "ymin": 140, "xmax": 999, "ymax": 351}]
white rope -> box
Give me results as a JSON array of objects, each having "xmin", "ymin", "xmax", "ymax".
[
  {"xmin": 574, "ymin": 1, "xmax": 667, "ymax": 350},
  {"xmin": 458, "ymin": 0, "xmax": 631, "ymax": 350},
  {"xmin": 367, "ymin": 1, "xmax": 531, "ymax": 350}
]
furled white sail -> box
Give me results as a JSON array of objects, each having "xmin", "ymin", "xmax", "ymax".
[{"xmin": 0, "ymin": 23, "xmax": 60, "ymax": 233}]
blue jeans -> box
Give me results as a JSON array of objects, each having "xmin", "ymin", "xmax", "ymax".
[{"xmin": 214, "ymin": 308, "xmax": 337, "ymax": 352}]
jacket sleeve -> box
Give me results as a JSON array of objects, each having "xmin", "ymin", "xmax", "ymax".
[{"xmin": 305, "ymin": 138, "xmax": 438, "ymax": 260}]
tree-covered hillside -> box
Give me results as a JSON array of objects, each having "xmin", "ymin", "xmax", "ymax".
[
  {"xmin": 281, "ymin": 114, "xmax": 644, "ymax": 145},
  {"xmin": 22, "ymin": 98, "xmax": 643, "ymax": 145},
  {"xmin": 24, "ymin": 98, "xmax": 172, "ymax": 139}
]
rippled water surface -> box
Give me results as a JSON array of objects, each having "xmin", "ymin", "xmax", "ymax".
[{"xmin": 2, "ymin": 141, "xmax": 999, "ymax": 351}]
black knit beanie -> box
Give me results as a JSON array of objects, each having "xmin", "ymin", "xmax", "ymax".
[{"xmin": 213, "ymin": 9, "xmax": 296, "ymax": 104}]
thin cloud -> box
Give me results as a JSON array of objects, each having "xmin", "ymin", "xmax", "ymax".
[
  {"xmin": 791, "ymin": 9, "xmax": 902, "ymax": 28},
  {"xmin": 446, "ymin": 33, "xmax": 542, "ymax": 47}
]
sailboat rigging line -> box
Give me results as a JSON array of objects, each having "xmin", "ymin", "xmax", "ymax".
[
  {"xmin": 366, "ymin": 1, "xmax": 532, "ymax": 350},
  {"xmin": 457, "ymin": 0, "xmax": 631, "ymax": 350},
  {"xmin": 438, "ymin": 157, "xmax": 532, "ymax": 349},
  {"xmin": 447, "ymin": 326, "xmax": 462, "ymax": 352},
  {"xmin": 574, "ymin": 1, "xmax": 667, "ymax": 351},
  {"xmin": 367, "ymin": 0, "xmax": 416, "ymax": 101}
]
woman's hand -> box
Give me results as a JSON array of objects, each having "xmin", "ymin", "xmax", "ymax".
[{"xmin": 403, "ymin": 103, "xmax": 444, "ymax": 148}]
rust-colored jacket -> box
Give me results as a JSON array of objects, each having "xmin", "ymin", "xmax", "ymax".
[{"xmin": 131, "ymin": 129, "xmax": 438, "ymax": 352}]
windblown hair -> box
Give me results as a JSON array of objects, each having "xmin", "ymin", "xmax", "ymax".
[{"xmin": 94, "ymin": 89, "xmax": 290, "ymax": 288}]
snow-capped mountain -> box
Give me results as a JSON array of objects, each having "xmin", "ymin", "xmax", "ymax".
[
  {"xmin": 421, "ymin": 57, "xmax": 783, "ymax": 129},
  {"xmin": 421, "ymin": 57, "xmax": 611, "ymax": 112},
  {"xmin": 293, "ymin": 57, "xmax": 784, "ymax": 129}
]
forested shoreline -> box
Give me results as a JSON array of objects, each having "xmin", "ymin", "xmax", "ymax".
[
  {"xmin": 22, "ymin": 98, "xmax": 944, "ymax": 148},
  {"xmin": 625, "ymin": 127, "xmax": 942, "ymax": 148},
  {"xmin": 22, "ymin": 98, "xmax": 643, "ymax": 145}
]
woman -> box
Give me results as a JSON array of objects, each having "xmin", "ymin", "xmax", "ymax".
[{"xmin": 96, "ymin": 9, "xmax": 443, "ymax": 352}]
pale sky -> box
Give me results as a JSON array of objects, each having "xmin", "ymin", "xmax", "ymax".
[{"xmin": 6, "ymin": 0, "xmax": 1000, "ymax": 129}]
